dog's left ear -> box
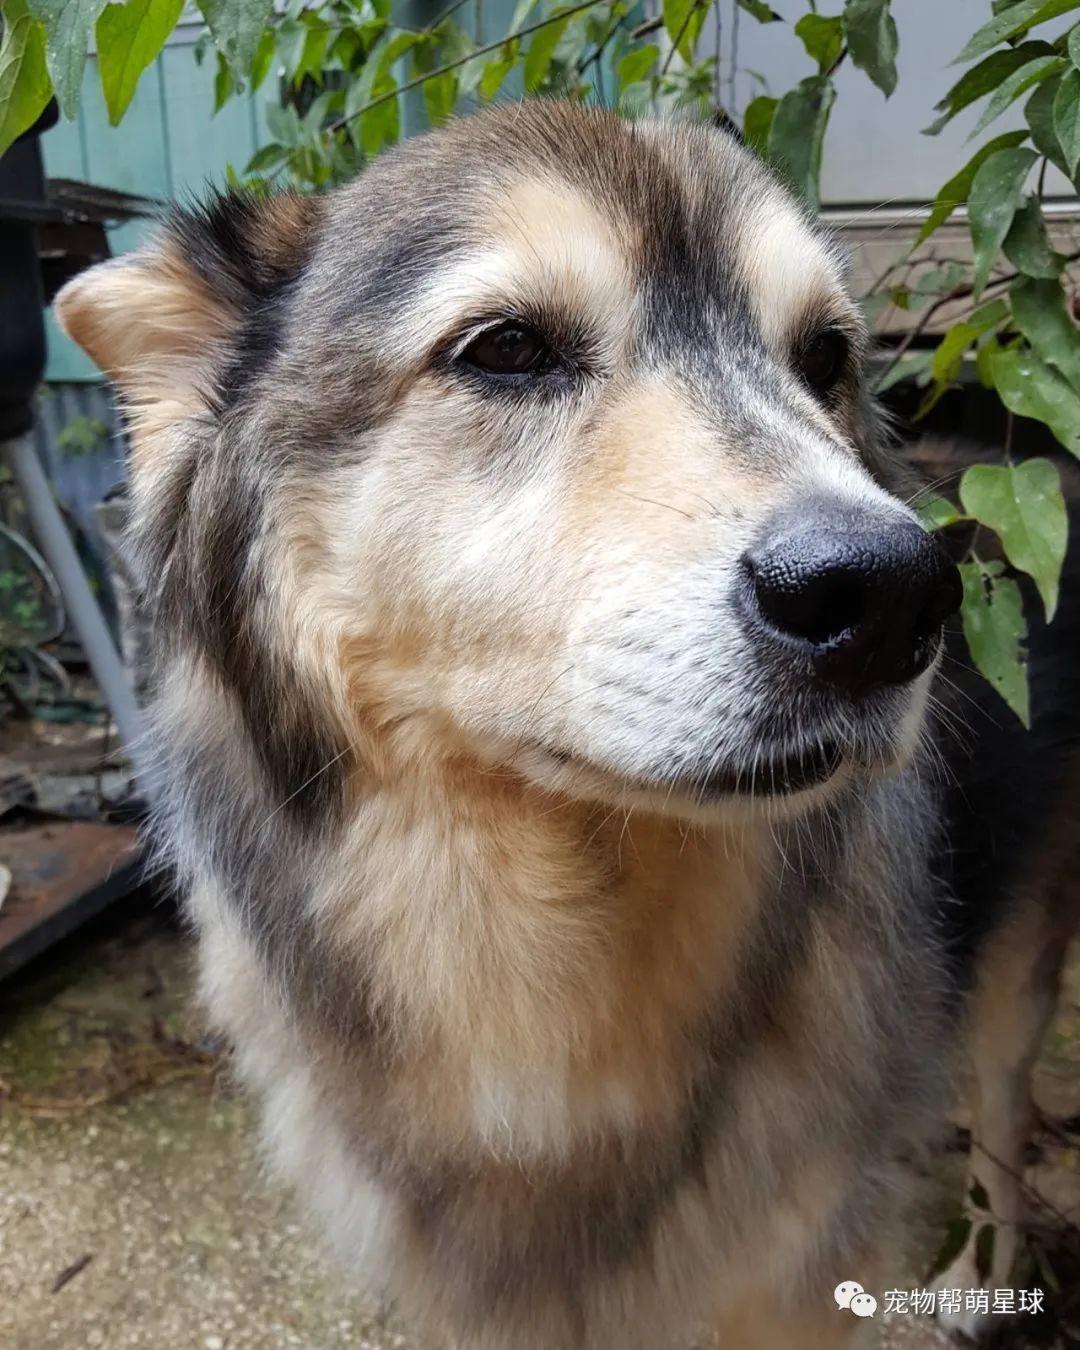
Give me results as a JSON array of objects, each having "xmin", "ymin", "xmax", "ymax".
[{"xmin": 56, "ymin": 191, "xmax": 319, "ymax": 470}]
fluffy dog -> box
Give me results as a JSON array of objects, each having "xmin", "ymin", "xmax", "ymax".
[{"xmin": 58, "ymin": 102, "xmax": 983, "ymax": 1349}]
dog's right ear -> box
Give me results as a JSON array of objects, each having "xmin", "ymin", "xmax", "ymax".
[{"xmin": 56, "ymin": 191, "xmax": 319, "ymax": 470}]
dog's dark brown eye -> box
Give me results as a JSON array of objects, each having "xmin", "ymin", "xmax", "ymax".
[
  {"xmin": 797, "ymin": 329, "xmax": 848, "ymax": 394},
  {"xmin": 461, "ymin": 322, "xmax": 551, "ymax": 376}
]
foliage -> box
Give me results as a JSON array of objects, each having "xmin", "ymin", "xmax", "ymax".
[
  {"xmin": 2, "ymin": 0, "xmax": 1080, "ymax": 720},
  {"xmin": 55, "ymin": 414, "xmax": 109, "ymax": 458}
]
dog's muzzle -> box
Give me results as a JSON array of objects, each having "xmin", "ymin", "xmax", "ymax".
[{"xmin": 739, "ymin": 499, "xmax": 962, "ymax": 697}]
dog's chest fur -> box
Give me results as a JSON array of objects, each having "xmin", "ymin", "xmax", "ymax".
[{"xmin": 189, "ymin": 764, "xmax": 944, "ymax": 1349}]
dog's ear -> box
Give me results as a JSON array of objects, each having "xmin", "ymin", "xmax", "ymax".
[{"xmin": 55, "ymin": 191, "xmax": 319, "ymax": 468}]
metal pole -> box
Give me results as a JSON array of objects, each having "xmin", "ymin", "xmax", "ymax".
[{"xmin": 1, "ymin": 434, "xmax": 144, "ymax": 767}]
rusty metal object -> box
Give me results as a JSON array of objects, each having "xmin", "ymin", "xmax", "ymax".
[{"xmin": 0, "ymin": 816, "xmax": 141, "ymax": 980}]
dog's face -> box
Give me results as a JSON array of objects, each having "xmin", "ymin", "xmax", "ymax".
[{"xmin": 58, "ymin": 103, "xmax": 957, "ymax": 822}]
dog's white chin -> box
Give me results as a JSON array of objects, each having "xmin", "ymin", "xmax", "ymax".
[
  {"xmin": 502, "ymin": 742, "xmax": 857, "ymax": 827},
  {"xmin": 472, "ymin": 664, "xmax": 934, "ymax": 825}
]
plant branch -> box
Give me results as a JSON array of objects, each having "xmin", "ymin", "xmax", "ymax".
[
  {"xmin": 422, "ymin": 0, "xmax": 473, "ymax": 32},
  {"xmin": 324, "ymin": 0, "xmax": 611, "ymax": 135},
  {"xmin": 577, "ymin": 8, "xmax": 626, "ymax": 74},
  {"xmin": 660, "ymin": 0, "xmax": 706, "ymax": 77},
  {"xmin": 875, "ymin": 249, "xmax": 1080, "ymax": 389},
  {"xmin": 630, "ymin": 15, "xmax": 663, "ymax": 38}
]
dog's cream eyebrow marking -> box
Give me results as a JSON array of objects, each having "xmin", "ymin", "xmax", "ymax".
[
  {"xmin": 736, "ymin": 190, "xmax": 851, "ymax": 352},
  {"xmin": 401, "ymin": 177, "xmax": 638, "ymax": 361}
]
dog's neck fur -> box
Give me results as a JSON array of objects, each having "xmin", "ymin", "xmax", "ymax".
[{"xmin": 308, "ymin": 754, "xmax": 771, "ymax": 1151}]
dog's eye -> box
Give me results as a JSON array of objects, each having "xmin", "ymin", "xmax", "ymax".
[
  {"xmin": 461, "ymin": 321, "xmax": 552, "ymax": 376},
  {"xmin": 797, "ymin": 329, "xmax": 848, "ymax": 394}
]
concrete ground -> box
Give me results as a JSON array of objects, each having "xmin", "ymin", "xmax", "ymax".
[{"xmin": 1, "ymin": 903, "xmax": 1077, "ymax": 1350}]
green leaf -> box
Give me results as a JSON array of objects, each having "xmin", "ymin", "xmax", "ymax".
[
  {"xmin": 1010, "ymin": 275, "xmax": 1080, "ymax": 393},
  {"xmin": 0, "ymin": 0, "xmax": 50, "ymax": 158},
  {"xmin": 524, "ymin": 9, "xmax": 571, "ymax": 91},
  {"xmin": 843, "ymin": 0, "xmax": 897, "ymax": 97},
  {"xmin": 968, "ymin": 146, "xmax": 1037, "ymax": 298},
  {"xmin": 360, "ymin": 75, "xmax": 399, "ymax": 156},
  {"xmin": 276, "ymin": 18, "xmax": 305, "ymax": 84},
  {"xmin": 921, "ymin": 301, "xmax": 1008, "ymax": 413},
  {"xmin": 1053, "ymin": 65, "xmax": 1080, "ymax": 173},
  {"xmin": 931, "ymin": 321, "xmax": 983, "ymax": 388},
  {"xmin": 960, "ymin": 459, "xmax": 1067, "ymax": 619},
  {"xmin": 213, "ymin": 49, "xmax": 232, "ymax": 112},
  {"xmin": 911, "ymin": 261, "xmax": 966, "ymax": 296},
  {"xmin": 343, "ymin": 30, "xmax": 416, "ymax": 149},
  {"xmin": 479, "ymin": 56, "xmax": 513, "ymax": 100},
  {"xmin": 957, "ymin": 0, "xmax": 1080, "ymax": 65},
  {"xmin": 1070, "ymin": 21, "xmax": 1080, "ymax": 70},
  {"xmin": 616, "ymin": 43, "xmax": 658, "ymax": 93},
  {"xmin": 991, "ymin": 346, "xmax": 1080, "ymax": 454},
  {"xmin": 743, "ymin": 93, "xmax": 777, "ymax": 155},
  {"xmin": 971, "ymin": 54, "xmax": 1064, "ymax": 136},
  {"xmin": 959, "ymin": 561, "xmax": 1030, "ymax": 726},
  {"xmin": 250, "ymin": 26, "xmax": 274, "ymax": 90},
  {"xmin": 293, "ymin": 19, "xmax": 331, "ymax": 87},
  {"xmin": 196, "ymin": 0, "xmax": 274, "ymax": 87},
  {"xmin": 244, "ymin": 141, "xmax": 288, "ymax": 173},
  {"xmin": 663, "ymin": 0, "xmax": 705, "ymax": 63},
  {"xmin": 431, "ymin": 19, "xmax": 481, "ymax": 96},
  {"xmin": 25, "ymin": 0, "xmax": 106, "ymax": 119},
  {"xmin": 926, "ymin": 42, "xmax": 1054, "ymax": 135},
  {"xmin": 264, "ymin": 99, "xmax": 301, "ymax": 147},
  {"xmin": 736, "ymin": 0, "xmax": 782, "ymax": 19},
  {"xmin": 767, "ymin": 74, "xmax": 835, "ymax": 210},
  {"xmin": 795, "ymin": 13, "xmax": 842, "ymax": 71},
  {"xmin": 916, "ymin": 131, "xmax": 1028, "ymax": 245},
  {"xmin": 95, "ymin": 0, "xmax": 183, "ymax": 125},
  {"xmin": 1003, "ymin": 197, "xmax": 1066, "ymax": 277},
  {"xmin": 1026, "ymin": 73, "xmax": 1070, "ymax": 174},
  {"xmin": 874, "ymin": 349, "xmax": 934, "ymax": 394},
  {"xmin": 919, "ymin": 495, "xmax": 966, "ymax": 530},
  {"xmin": 422, "ymin": 68, "xmax": 456, "ymax": 125},
  {"xmin": 379, "ymin": 31, "xmax": 424, "ymax": 70},
  {"xmin": 976, "ymin": 334, "xmax": 999, "ymax": 389},
  {"xmin": 479, "ymin": 41, "xmax": 518, "ymax": 99}
]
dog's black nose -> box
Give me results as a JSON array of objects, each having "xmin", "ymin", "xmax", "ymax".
[{"xmin": 743, "ymin": 501, "xmax": 961, "ymax": 695}]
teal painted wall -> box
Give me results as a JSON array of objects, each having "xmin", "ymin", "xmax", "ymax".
[{"xmin": 42, "ymin": 26, "xmax": 274, "ymax": 381}]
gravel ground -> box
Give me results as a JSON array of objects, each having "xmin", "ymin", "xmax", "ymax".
[{"xmin": 0, "ymin": 903, "xmax": 1075, "ymax": 1350}]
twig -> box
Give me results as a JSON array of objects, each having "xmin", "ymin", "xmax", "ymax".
[
  {"xmin": 874, "ymin": 248, "xmax": 1080, "ymax": 389},
  {"xmin": 660, "ymin": 0, "xmax": 706, "ymax": 77},
  {"xmin": 51, "ymin": 1254, "xmax": 93, "ymax": 1295},
  {"xmin": 577, "ymin": 9, "xmax": 626, "ymax": 75},
  {"xmin": 422, "ymin": 0, "xmax": 473, "ymax": 33},
  {"xmin": 970, "ymin": 1138, "xmax": 1080, "ymax": 1240}
]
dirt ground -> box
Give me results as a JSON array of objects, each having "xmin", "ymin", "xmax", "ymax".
[{"xmin": 1, "ymin": 902, "xmax": 1078, "ymax": 1350}]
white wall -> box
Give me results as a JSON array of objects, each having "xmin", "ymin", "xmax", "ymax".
[{"xmin": 713, "ymin": 0, "xmax": 1072, "ymax": 205}]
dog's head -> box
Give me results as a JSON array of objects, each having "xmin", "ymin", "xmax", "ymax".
[{"xmin": 58, "ymin": 102, "xmax": 958, "ymax": 823}]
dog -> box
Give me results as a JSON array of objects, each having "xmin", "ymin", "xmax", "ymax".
[{"xmin": 55, "ymin": 100, "xmax": 1068, "ymax": 1349}]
